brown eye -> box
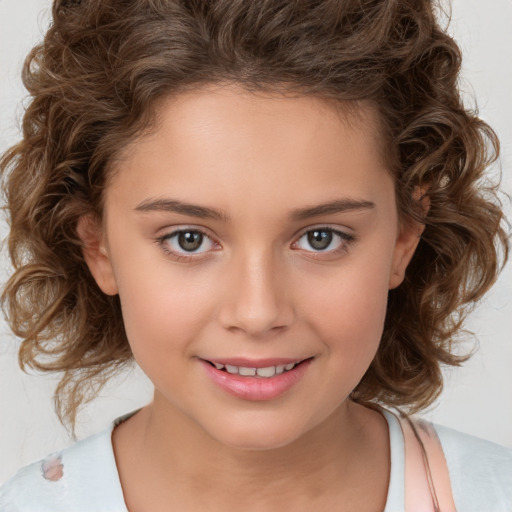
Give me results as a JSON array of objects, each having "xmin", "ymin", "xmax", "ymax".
[
  {"xmin": 159, "ymin": 228, "xmax": 216, "ymax": 257},
  {"xmin": 307, "ymin": 230, "xmax": 333, "ymax": 251},
  {"xmin": 178, "ymin": 231, "xmax": 204, "ymax": 252},
  {"xmin": 293, "ymin": 227, "xmax": 354, "ymax": 256}
]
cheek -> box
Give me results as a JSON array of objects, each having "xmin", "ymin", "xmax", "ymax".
[
  {"xmin": 301, "ymin": 251, "xmax": 393, "ymax": 360},
  {"xmin": 113, "ymin": 259, "xmax": 218, "ymax": 363}
]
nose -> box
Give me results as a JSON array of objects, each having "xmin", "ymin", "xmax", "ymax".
[{"xmin": 218, "ymin": 249, "xmax": 295, "ymax": 337}]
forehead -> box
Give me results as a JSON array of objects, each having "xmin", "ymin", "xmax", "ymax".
[
  {"xmin": 117, "ymin": 83, "xmax": 385, "ymax": 167},
  {"xmin": 107, "ymin": 84, "xmax": 392, "ymax": 219}
]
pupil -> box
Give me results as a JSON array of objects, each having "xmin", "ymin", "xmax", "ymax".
[
  {"xmin": 308, "ymin": 230, "xmax": 332, "ymax": 250},
  {"xmin": 178, "ymin": 231, "xmax": 203, "ymax": 251}
]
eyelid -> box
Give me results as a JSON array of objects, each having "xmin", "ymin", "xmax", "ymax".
[
  {"xmin": 291, "ymin": 225, "xmax": 355, "ymax": 256},
  {"xmin": 155, "ymin": 224, "xmax": 355, "ymax": 262},
  {"xmin": 156, "ymin": 226, "xmax": 221, "ymax": 261}
]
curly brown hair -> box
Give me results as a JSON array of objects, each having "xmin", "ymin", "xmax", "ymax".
[{"xmin": 1, "ymin": 0, "xmax": 508, "ymax": 433}]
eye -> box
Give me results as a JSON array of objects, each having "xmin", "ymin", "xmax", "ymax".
[
  {"xmin": 158, "ymin": 228, "xmax": 218, "ymax": 259},
  {"xmin": 293, "ymin": 227, "xmax": 354, "ymax": 254}
]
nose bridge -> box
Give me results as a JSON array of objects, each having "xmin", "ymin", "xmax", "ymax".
[{"xmin": 219, "ymin": 245, "xmax": 293, "ymax": 336}]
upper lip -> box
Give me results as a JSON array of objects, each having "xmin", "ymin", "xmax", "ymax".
[{"xmin": 200, "ymin": 357, "xmax": 311, "ymax": 368}]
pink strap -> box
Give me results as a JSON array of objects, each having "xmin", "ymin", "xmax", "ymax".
[{"xmin": 398, "ymin": 414, "xmax": 457, "ymax": 512}]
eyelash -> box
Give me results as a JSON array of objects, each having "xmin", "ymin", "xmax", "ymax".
[
  {"xmin": 155, "ymin": 226, "xmax": 356, "ymax": 262},
  {"xmin": 292, "ymin": 227, "xmax": 355, "ymax": 260},
  {"xmin": 156, "ymin": 227, "xmax": 216, "ymax": 262}
]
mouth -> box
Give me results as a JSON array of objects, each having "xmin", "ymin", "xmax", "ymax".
[
  {"xmin": 203, "ymin": 360, "xmax": 306, "ymax": 378},
  {"xmin": 200, "ymin": 357, "xmax": 313, "ymax": 400}
]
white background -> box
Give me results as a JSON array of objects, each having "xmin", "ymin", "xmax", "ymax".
[{"xmin": 0, "ymin": 0, "xmax": 511, "ymax": 485}]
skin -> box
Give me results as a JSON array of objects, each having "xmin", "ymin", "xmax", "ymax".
[{"xmin": 80, "ymin": 84, "xmax": 423, "ymax": 511}]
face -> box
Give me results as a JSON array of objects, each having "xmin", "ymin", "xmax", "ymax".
[{"xmin": 82, "ymin": 84, "xmax": 420, "ymax": 450}]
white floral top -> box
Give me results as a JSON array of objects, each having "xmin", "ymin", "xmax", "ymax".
[{"xmin": 1, "ymin": 409, "xmax": 511, "ymax": 511}]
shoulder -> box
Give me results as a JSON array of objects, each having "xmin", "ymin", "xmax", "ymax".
[
  {"xmin": 0, "ymin": 423, "xmax": 126, "ymax": 512},
  {"xmin": 434, "ymin": 423, "xmax": 512, "ymax": 511}
]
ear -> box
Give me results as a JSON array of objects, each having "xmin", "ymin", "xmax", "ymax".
[
  {"xmin": 76, "ymin": 214, "xmax": 118, "ymax": 296},
  {"xmin": 388, "ymin": 186, "xmax": 429, "ymax": 290}
]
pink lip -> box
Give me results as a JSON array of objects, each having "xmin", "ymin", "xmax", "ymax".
[{"xmin": 199, "ymin": 358, "xmax": 312, "ymax": 401}]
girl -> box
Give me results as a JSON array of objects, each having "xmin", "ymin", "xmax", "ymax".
[{"xmin": 1, "ymin": 0, "xmax": 511, "ymax": 510}]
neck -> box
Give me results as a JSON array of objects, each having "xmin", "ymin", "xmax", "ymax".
[{"xmin": 113, "ymin": 397, "xmax": 389, "ymax": 512}]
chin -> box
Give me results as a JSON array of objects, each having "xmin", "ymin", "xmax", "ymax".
[{"xmin": 205, "ymin": 415, "xmax": 310, "ymax": 452}]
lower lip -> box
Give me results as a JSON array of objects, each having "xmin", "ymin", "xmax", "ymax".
[{"xmin": 200, "ymin": 359, "xmax": 312, "ymax": 401}]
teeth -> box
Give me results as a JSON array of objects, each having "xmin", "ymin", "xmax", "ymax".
[
  {"xmin": 256, "ymin": 366, "xmax": 276, "ymax": 378},
  {"xmin": 211, "ymin": 361, "xmax": 298, "ymax": 377},
  {"xmin": 239, "ymin": 366, "xmax": 257, "ymax": 376}
]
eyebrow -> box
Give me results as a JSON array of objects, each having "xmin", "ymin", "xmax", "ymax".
[
  {"xmin": 135, "ymin": 198, "xmax": 230, "ymax": 222},
  {"xmin": 134, "ymin": 197, "xmax": 375, "ymax": 222},
  {"xmin": 290, "ymin": 198, "xmax": 375, "ymax": 221}
]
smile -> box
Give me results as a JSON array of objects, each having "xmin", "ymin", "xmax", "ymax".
[
  {"xmin": 209, "ymin": 362, "xmax": 299, "ymax": 378},
  {"xmin": 200, "ymin": 358, "xmax": 313, "ymax": 400}
]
